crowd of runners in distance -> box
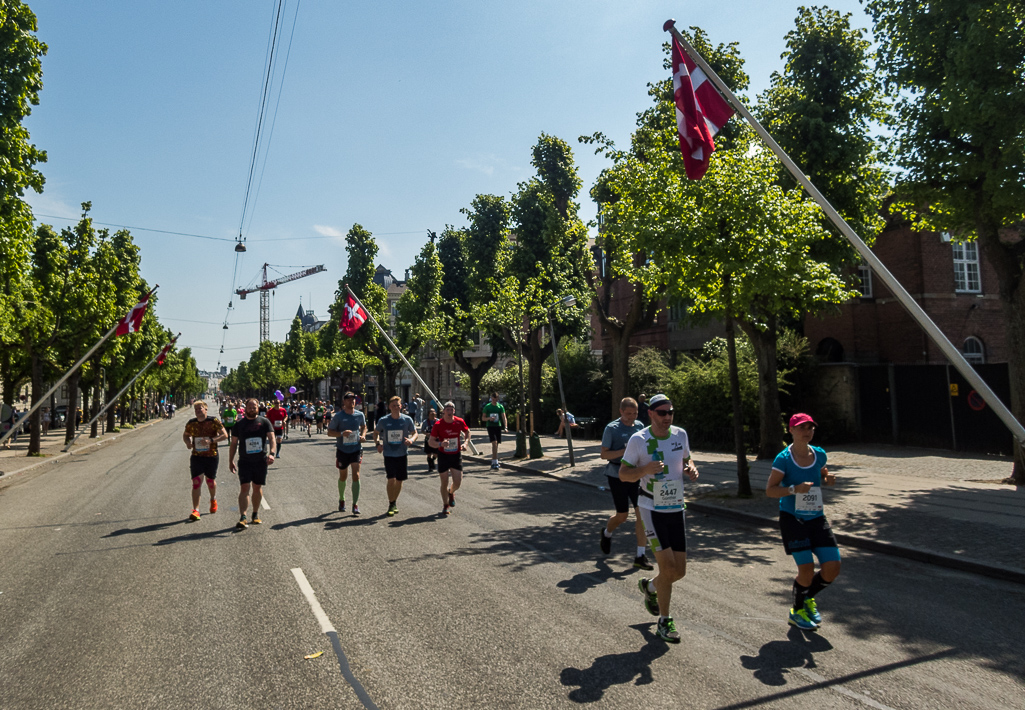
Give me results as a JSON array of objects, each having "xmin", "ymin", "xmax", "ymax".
[{"xmin": 181, "ymin": 391, "xmax": 841, "ymax": 644}]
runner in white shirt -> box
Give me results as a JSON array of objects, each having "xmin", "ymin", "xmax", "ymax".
[{"xmin": 619, "ymin": 394, "xmax": 698, "ymax": 644}]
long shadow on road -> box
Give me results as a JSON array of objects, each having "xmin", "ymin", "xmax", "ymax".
[{"xmin": 560, "ymin": 623, "xmax": 668, "ymax": 703}]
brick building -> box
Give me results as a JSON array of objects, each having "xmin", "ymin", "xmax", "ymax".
[{"xmin": 804, "ymin": 223, "xmax": 1007, "ymax": 365}]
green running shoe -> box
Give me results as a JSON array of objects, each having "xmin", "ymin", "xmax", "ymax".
[
  {"xmin": 804, "ymin": 597, "xmax": 822, "ymax": 625},
  {"xmin": 656, "ymin": 616, "xmax": 681, "ymax": 644},
  {"xmin": 788, "ymin": 607, "xmax": 819, "ymax": 631},
  {"xmin": 638, "ymin": 578, "xmax": 659, "ymax": 616}
]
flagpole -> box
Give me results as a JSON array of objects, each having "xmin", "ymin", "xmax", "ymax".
[
  {"xmin": 0, "ymin": 286, "xmax": 160, "ymax": 450},
  {"xmin": 344, "ymin": 285, "xmax": 481, "ymax": 456},
  {"xmin": 63, "ymin": 334, "xmax": 178, "ymax": 453},
  {"xmin": 663, "ymin": 20, "xmax": 1025, "ymax": 447}
]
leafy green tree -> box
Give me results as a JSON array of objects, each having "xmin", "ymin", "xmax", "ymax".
[
  {"xmin": 0, "ymin": 1, "xmax": 46, "ymax": 345},
  {"xmin": 757, "ymin": 6, "xmax": 889, "ymax": 258},
  {"xmin": 865, "ymin": 0, "xmax": 1025, "ymax": 482},
  {"xmin": 478, "ymin": 134, "xmax": 591, "ymax": 428},
  {"xmin": 395, "ymin": 234, "xmax": 444, "ymax": 389},
  {"xmin": 583, "ymin": 29, "xmax": 751, "ymax": 419}
]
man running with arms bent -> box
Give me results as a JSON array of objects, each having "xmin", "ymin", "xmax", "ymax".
[
  {"xmin": 619, "ymin": 393, "xmax": 699, "ymax": 644},
  {"xmin": 182, "ymin": 400, "xmax": 228, "ymax": 521},
  {"xmin": 327, "ymin": 392, "xmax": 367, "ymax": 515},
  {"xmin": 374, "ymin": 396, "xmax": 417, "ymax": 516},
  {"xmin": 428, "ymin": 401, "xmax": 471, "ymax": 516},
  {"xmin": 228, "ymin": 398, "xmax": 275, "ymax": 529}
]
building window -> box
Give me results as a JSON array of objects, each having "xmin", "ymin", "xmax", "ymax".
[
  {"xmin": 857, "ymin": 265, "xmax": 873, "ymax": 298},
  {"xmin": 963, "ymin": 336, "xmax": 985, "ymax": 364},
  {"xmin": 952, "ymin": 242, "xmax": 981, "ymax": 293}
]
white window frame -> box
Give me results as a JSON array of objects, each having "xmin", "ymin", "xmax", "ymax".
[
  {"xmin": 857, "ymin": 265, "xmax": 873, "ymax": 298},
  {"xmin": 952, "ymin": 241, "xmax": 982, "ymax": 293},
  {"xmin": 963, "ymin": 336, "xmax": 985, "ymax": 364}
]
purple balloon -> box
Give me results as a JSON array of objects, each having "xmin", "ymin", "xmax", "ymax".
[
  {"xmin": 275, "ymin": 390, "xmax": 284, "ymax": 401},
  {"xmin": 289, "ymin": 386, "xmax": 297, "ymax": 394}
]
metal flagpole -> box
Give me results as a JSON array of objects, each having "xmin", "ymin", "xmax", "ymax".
[
  {"xmin": 344, "ymin": 285, "xmax": 481, "ymax": 456},
  {"xmin": 0, "ymin": 286, "xmax": 159, "ymax": 450},
  {"xmin": 663, "ymin": 20, "xmax": 1025, "ymax": 447},
  {"xmin": 63, "ymin": 334, "xmax": 178, "ymax": 452}
]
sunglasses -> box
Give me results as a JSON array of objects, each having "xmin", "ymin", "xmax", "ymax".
[{"xmin": 651, "ymin": 408, "xmax": 674, "ymax": 416}]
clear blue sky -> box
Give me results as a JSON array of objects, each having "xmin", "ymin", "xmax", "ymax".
[{"xmin": 23, "ymin": 0, "xmax": 870, "ymax": 372}]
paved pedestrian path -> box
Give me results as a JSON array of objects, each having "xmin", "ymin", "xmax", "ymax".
[{"xmin": 464, "ymin": 429, "xmax": 1025, "ymax": 583}]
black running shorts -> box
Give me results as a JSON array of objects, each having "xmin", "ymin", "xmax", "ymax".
[
  {"xmin": 638, "ymin": 507, "xmax": 687, "ymax": 553},
  {"xmin": 606, "ymin": 475, "xmax": 639, "ymax": 513},
  {"xmin": 779, "ymin": 511, "xmax": 838, "ymax": 555},
  {"xmin": 384, "ymin": 456, "xmax": 409, "ymax": 481},
  {"xmin": 487, "ymin": 427, "xmax": 503, "ymax": 443},
  {"xmin": 336, "ymin": 449, "xmax": 363, "ymax": 470},
  {"xmin": 237, "ymin": 458, "xmax": 267, "ymax": 486},
  {"xmin": 190, "ymin": 456, "xmax": 218, "ymax": 479},
  {"xmin": 437, "ymin": 451, "xmax": 462, "ymax": 473},
  {"xmin": 424, "ymin": 442, "xmax": 437, "ymax": 456}
]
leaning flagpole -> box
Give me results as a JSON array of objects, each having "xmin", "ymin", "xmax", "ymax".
[
  {"xmin": 344, "ymin": 285, "xmax": 481, "ymax": 456},
  {"xmin": 63, "ymin": 333, "xmax": 179, "ymax": 453},
  {"xmin": 0, "ymin": 286, "xmax": 159, "ymax": 450},
  {"xmin": 663, "ymin": 19, "xmax": 1025, "ymax": 447}
]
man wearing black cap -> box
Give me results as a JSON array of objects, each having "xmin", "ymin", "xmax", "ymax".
[{"xmin": 619, "ymin": 393, "xmax": 698, "ymax": 644}]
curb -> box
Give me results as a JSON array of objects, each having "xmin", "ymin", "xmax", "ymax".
[
  {"xmin": 0, "ymin": 418, "xmax": 164, "ymax": 488},
  {"xmin": 466, "ymin": 454, "xmax": 1025, "ymax": 587}
]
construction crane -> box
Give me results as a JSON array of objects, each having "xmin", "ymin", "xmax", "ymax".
[{"xmin": 236, "ymin": 263, "xmax": 327, "ymax": 342}]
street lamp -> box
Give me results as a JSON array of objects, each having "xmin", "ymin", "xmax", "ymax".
[{"xmin": 549, "ymin": 294, "xmax": 577, "ymax": 466}]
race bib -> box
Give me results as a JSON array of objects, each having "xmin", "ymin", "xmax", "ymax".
[
  {"xmin": 654, "ymin": 478, "xmax": 684, "ymax": 511},
  {"xmin": 795, "ymin": 486, "xmax": 823, "ymax": 513},
  {"xmin": 342, "ymin": 432, "xmax": 358, "ymax": 445},
  {"xmin": 193, "ymin": 437, "xmax": 211, "ymax": 452},
  {"xmin": 245, "ymin": 437, "xmax": 263, "ymax": 455},
  {"xmin": 273, "ymin": 421, "xmax": 283, "ymax": 430},
  {"xmin": 387, "ymin": 429, "xmax": 403, "ymax": 444},
  {"xmin": 489, "ymin": 413, "xmax": 499, "ymax": 422},
  {"xmin": 443, "ymin": 436, "xmax": 460, "ymax": 453}
]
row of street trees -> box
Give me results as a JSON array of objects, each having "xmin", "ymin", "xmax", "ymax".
[
  {"xmin": 0, "ymin": 3, "xmax": 204, "ymax": 452},
  {"xmin": 222, "ymin": 3, "xmax": 1024, "ymax": 481}
]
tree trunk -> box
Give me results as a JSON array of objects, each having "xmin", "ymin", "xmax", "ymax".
[
  {"xmin": 65, "ymin": 369, "xmax": 81, "ymax": 445},
  {"xmin": 725, "ymin": 315, "xmax": 752, "ymax": 496},
  {"xmin": 28, "ymin": 353, "xmax": 42, "ymax": 455},
  {"xmin": 527, "ymin": 328, "xmax": 547, "ymax": 433},
  {"xmin": 738, "ymin": 316, "xmax": 783, "ymax": 460},
  {"xmin": 607, "ymin": 329, "xmax": 631, "ymax": 420},
  {"xmin": 106, "ymin": 381, "xmax": 117, "ymax": 431},
  {"xmin": 90, "ymin": 368, "xmax": 100, "ymax": 438},
  {"xmin": 453, "ymin": 349, "xmax": 499, "ymax": 427}
]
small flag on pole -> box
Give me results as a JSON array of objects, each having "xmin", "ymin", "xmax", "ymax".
[
  {"xmin": 339, "ymin": 294, "xmax": 368, "ymax": 337},
  {"xmin": 670, "ymin": 35, "xmax": 733, "ymax": 180},
  {"xmin": 157, "ymin": 336, "xmax": 178, "ymax": 366},
  {"xmin": 116, "ymin": 291, "xmax": 151, "ymax": 336}
]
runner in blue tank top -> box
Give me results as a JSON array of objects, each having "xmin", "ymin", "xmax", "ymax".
[{"xmin": 766, "ymin": 413, "xmax": 841, "ymax": 631}]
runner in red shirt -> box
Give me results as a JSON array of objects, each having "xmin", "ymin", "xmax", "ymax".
[
  {"xmin": 428, "ymin": 401, "xmax": 472, "ymax": 516},
  {"xmin": 266, "ymin": 402, "xmax": 288, "ymax": 459}
]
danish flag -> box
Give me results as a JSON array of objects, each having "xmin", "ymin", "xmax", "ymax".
[
  {"xmin": 115, "ymin": 290, "xmax": 151, "ymax": 336},
  {"xmin": 671, "ymin": 35, "xmax": 734, "ymax": 180},
  {"xmin": 157, "ymin": 335, "xmax": 178, "ymax": 366},
  {"xmin": 339, "ymin": 294, "xmax": 368, "ymax": 337}
]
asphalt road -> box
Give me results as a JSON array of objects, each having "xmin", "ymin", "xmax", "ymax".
[{"xmin": 0, "ymin": 420, "xmax": 1022, "ymax": 709}]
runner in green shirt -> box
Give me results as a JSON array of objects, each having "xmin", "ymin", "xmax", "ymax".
[{"xmin": 481, "ymin": 393, "xmax": 507, "ymax": 470}]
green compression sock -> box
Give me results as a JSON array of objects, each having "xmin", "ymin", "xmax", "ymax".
[
  {"xmin": 352, "ymin": 480, "xmax": 361, "ymax": 505},
  {"xmin": 338, "ymin": 479, "xmax": 346, "ymax": 500}
]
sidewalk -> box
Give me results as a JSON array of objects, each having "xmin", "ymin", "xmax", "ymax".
[
  {"xmin": 0, "ymin": 417, "xmax": 165, "ymax": 485},
  {"xmin": 463, "ymin": 429, "xmax": 1025, "ymax": 585}
]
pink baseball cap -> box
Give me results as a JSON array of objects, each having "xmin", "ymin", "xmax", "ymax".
[{"xmin": 789, "ymin": 413, "xmax": 817, "ymax": 427}]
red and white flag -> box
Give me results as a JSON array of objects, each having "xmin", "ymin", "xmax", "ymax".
[
  {"xmin": 156, "ymin": 336, "xmax": 178, "ymax": 366},
  {"xmin": 671, "ymin": 36, "xmax": 734, "ymax": 180},
  {"xmin": 116, "ymin": 291, "xmax": 151, "ymax": 336},
  {"xmin": 339, "ymin": 294, "xmax": 368, "ymax": 337}
]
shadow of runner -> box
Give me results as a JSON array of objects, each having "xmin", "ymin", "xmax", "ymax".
[
  {"xmin": 739, "ymin": 626, "xmax": 834, "ymax": 686},
  {"xmin": 560, "ymin": 623, "xmax": 668, "ymax": 703},
  {"xmin": 387, "ymin": 513, "xmax": 440, "ymax": 528},
  {"xmin": 103, "ymin": 519, "xmax": 187, "ymax": 537},
  {"xmin": 154, "ymin": 526, "xmax": 237, "ymax": 545},
  {"xmin": 270, "ymin": 512, "xmax": 331, "ymax": 531},
  {"xmin": 557, "ymin": 559, "xmax": 636, "ymax": 595}
]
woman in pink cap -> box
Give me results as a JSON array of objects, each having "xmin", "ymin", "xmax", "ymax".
[{"xmin": 765, "ymin": 413, "xmax": 840, "ymax": 631}]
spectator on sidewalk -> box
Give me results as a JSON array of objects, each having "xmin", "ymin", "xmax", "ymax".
[
  {"xmin": 637, "ymin": 394, "xmax": 649, "ymax": 426},
  {"xmin": 555, "ymin": 409, "xmax": 578, "ymax": 439}
]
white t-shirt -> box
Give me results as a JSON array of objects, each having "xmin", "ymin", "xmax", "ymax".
[{"xmin": 621, "ymin": 426, "xmax": 692, "ymax": 513}]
